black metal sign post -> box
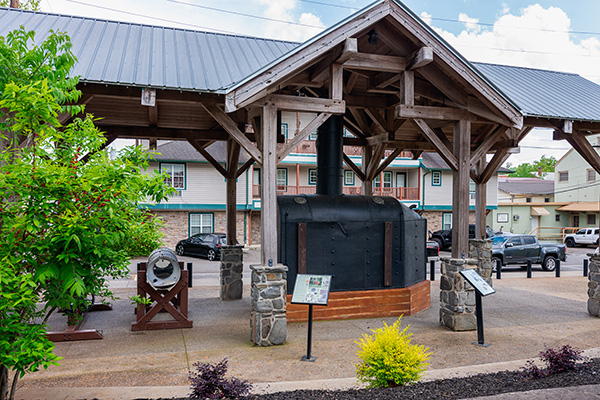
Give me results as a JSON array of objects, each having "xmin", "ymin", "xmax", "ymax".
[
  {"xmin": 291, "ymin": 274, "xmax": 332, "ymax": 362},
  {"xmin": 459, "ymin": 269, "xmax": 496, "ymax": 347}
]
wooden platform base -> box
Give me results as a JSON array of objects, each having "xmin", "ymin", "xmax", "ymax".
[{"xmin": 287, "ymin": 280, "xmax": 430, "ymax": 323}]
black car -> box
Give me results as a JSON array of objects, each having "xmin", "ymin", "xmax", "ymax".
[
  {"xmin": 426, "ymin": 240, "xmax": 440, "ymax": 257},
  {"xmin": 176, "ymin": 233, "xmax": 228, "ymax": 261}
]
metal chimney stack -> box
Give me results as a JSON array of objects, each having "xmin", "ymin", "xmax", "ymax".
[{"xmin": 315, "ymin": 115, "xmax": 343, "ymax": 196}]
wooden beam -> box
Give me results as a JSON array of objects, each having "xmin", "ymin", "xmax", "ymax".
[
  {"xmin": 261, "ymin": 105, "xmax": 278, "ymax": 264},
  {"xmin": 406, "ymin": 47, "xmax": 433, "ymax": 70},
  {"xmin": 337, "ymin": 38, "xmax": 358, "ymax": 64},
  {"xmin": 399, "ymin": 71, "xmax": 414, "ymax": 106},
  {"xmin": 364, "ymin": 108, "xmax": 387, "ymax": 134},
  {"xmin": 349, "ymin": 108, "xmax": 373, "ymax": 136},
  {"xmin": 277, "ymin": 113, "xmax": 332, "ymax": 162},
  {"xmin": 479, "ymin": 147, "xmax": 509, "ymax": 184},
  {"xmin": 236, "ymin": 158, "xmax": 255, "ymax": 179},
  {"xmin": 343, "ymin": 153, "xmax": 366, "ymax": 181},
  {"xmin": 417, "ymin": 65, "xmax": 468, "ymax": 106},
  {"xmin": 369, "ymin": 72, "xmax": 400, "ymax": 90},
  {"xmin": 330, "ymin": 63, "xmax": 343, "ymax": 100},
  {"xmin": 474, "ymin": 158, "xmax": 487, "ymax": 240},
  {"xmin": 550, "ymin": 119, "xmax": 574, "ymax": 134},
  {"xmin": 411, "ymin": 118, "xmax": 458, "ymax": 170},
  {"xmin": 345, "ymin": 94, "xmax": 389, "ymax": 109},
  {"xmin": 345, "ymin": 72, "xmax": 359, "ymax": 95},
  {"xmin": 373, "ymin": 148, "xmax": 402, "ymax": 178},
  {"xmin": 362, "ymin": 145, "xmax": 373, "ymax": 195},
  {"xmin": 366, "ymin": 131, "xmax": 393, "ymax": 146},
  {"xmin": 202, "ymin": 104, "xmax": 262, "ymax": 164},
  {"xmin": 186, "ymin": 138, "xmax": 227, "ymax": 177},
  {"xmin": 469, "ymin": 125, "xmax": 505, "ymax": 167},
  {"xmin": 343, "ymin": 53, "xmax": 406, "ymax": 73},
  {"xmin": 366, "ymin": 143, "xmax": 387, "ymax": 181},
  {"xmin": 397, "ymin": 104, "xmax": 473, "ymax": 121},
  {"xmin": 256, "ymin": 94, "xmax": 345, "ymax": 114},
  {"xmin": 226, "ymin": 138, "xmax": 241, "ymax": 245},
  {"xmin": 563, "ymin": 129, "xmax": 600, "ymax": 175},
  {"xmin": 451, "ymin": 120, "xmax": 471, "ymax": 258}
]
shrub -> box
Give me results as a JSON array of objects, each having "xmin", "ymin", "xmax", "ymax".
[
  {"xmin": 355, "ymin": 317, "xmax": 431, "ymax": 388},
  {"xmin": 521, "ymin": 345, "xmax": 584, "ymax": 379},
  {"xmin": 189, "ymin": 358, "xmax": 252, "ymax": 399}
]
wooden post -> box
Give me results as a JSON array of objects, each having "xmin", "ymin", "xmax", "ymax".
[
  {"xmin": 261, "ymin": 105, "xmax": 278, "ymax": 264},
  {"xmin": 362, "ymin": 145, "xmax": 373, "ymax": 196},
  {"xmin": 226, "ymin": 138, "xmax": 240, "ymax": 245},
  {"xmin": 475, "ymin": 159, "xmax": 487, "ymax": 240},
  {"xmin": 452, "ymin": 120, "xmax": 471, "ymax": 258}
]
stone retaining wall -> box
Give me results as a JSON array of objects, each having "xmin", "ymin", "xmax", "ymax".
[
  {"xmin": 219, "ymin": 245, "xmax": 244, "ymax": 300},
  {"xmin": 250, "ymin": 264, "xmax": 288, "ymax": 346},
  {"xmin": 589, "ymin": 254, "xmax": 600, "ymax": 317}
]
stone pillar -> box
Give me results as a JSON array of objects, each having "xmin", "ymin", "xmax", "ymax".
[
  {"xmin": 250, "ymin": 264, "xmax": 288, "ymax": 346},
  {"xmin": 439, "ymin": 257, "xmax": 477, "ymax": 331},
  {"xmin": 588, "ymin": 254, "xmax": 600, "ymax": 317},
  {"xmin": 440, "ymin": 239, "xmax": 494, "ymax": 331},
  {"xmin": 469, "ymin": 239, "xmax": 494, "ymax": 284},
  {"xmin": 220, "ymin": 245, "xmax": 244, "ymax": 300}
]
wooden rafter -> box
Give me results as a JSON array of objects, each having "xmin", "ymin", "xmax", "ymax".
[
  {"xmin": 186, "ymin": 138, "xmax": 227, "ymax": 177},
  {"xmin": 255, "ymin": 94, "xmax": 345, "ymax": 114},
  {"xmin": 479, "ymin": 147, "xmax": 509, "ymax": 184},
  {"xmin": 277, "ymin": 113, "xmax": 332, "ymax": 162},
  {"xmin": 411, "ymin": 118, "xmax": 458, "ymax": 170},
  {"xmin": 342, "ymin": 153, "xmax": 366, "ymax": 181},
  {"xmin": 469, "ymin": 125, "xmax": 504, "ymax": 167},
  {"xmin": 373, "ymin": 148, "xmax": 402, "ymax": 177},
  {"xmin": 366, "ymin": 143, "xmax": 387, "ymax": 180},
  {"xmin": 561, "ymin": 129, "xmax": 600, "ymax": 175}
]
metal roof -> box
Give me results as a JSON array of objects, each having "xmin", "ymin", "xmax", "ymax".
[
  {"xmin": 473, "ymin": 62, "xmax": 600, "ymax": 122},
  {"xmin": 0, "ymin": 7, "xmax": 297, "ymax": 92},
  {"xmin": 421, "ymin": 152, "xmax": 512, "ymax": 174},
  {"xmin": 497, "ymin": 177, "xmax": 554, "ymax": 195}
]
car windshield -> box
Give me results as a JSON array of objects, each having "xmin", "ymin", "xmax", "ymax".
[{"xmin": 492, "ymin": 236, "xmax": 509, "ymax": 245}]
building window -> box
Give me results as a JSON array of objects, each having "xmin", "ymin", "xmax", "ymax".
[
  {"xmin": 526, "ymin": 197, "xmax": 532, "ymax": 203},
  {"xmin": 277, "ymin": 168, "xmax": 287, "ymax": 186},
  {"xmin": 442, "ymin": 212, "xmax": 452, "ymax": 230},
  {"xmin": 253, "ymin": 168, "xmax": 261, "ymax": 185},
  {"xmin": 497, "ymin": 213, "xmax": 509, "ymax": 223},
  {"xmin": 280, "ymin": 123, "xmax": 289, "ymax": 139},
  {"xmin": 431, "ymin": 171, "xmax": 441, "ymax": 186},
  {"xmin": 544, "ymin": 198, "xmax": 550, "ymax": 203},
  {"xmin": 588, "ymin": 214, "xmax": 596, "ymax": 225},
  {"xmin": 559, "ymin": 171, "xmax": 569, "ymax": 182},
  {"xmin": 374, "ymin": 171, "xmax": 392, "ymax": 188},
  {"xmin": 588, "ymin": 169, "xmax": 596, "ymax": 182},
  {"xmin": 344, "ymin": 170, "xmax": 355, "ymax": 185},
  {"xmin": 308, "ymin": 130, "xmax": 318, "ymax": 140},
  {"xmin": 308, "ymin": 169, "xmax": 317, "ymax": 185},
  {"xmin": 189, "ymin": 213, "xmax": 213, "ymax": 236},
  {"xmin": 555, "ymin": 214, "xmax": 560, "ymax": 222},
  {"xmin": 160, "ymin": 163, "xmax": 185, "ymax": 190}
]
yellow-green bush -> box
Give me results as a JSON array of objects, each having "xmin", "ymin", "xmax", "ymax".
[{"xmin": 355, "ymin": 317, "xmax": 431, "ymax": 388}]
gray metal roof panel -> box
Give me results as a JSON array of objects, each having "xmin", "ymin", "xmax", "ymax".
[
  {"xmin": 473, "ymin": 62, "xmax": 600, "ymax": 122},
  {"xmin": 0, "ymin": 7, "xmax": 296, "ymax": 92},
  {"xmin": 498, "ymin": 179, "xmax": 554, "ymax": 195}
]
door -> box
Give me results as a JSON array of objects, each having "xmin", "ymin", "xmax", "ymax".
[
  {"xmin": 199, "ymin": 234, "xmax": 215, "ymax": 257},
  {"xmin": 396, "ymin": 172, "xmax": 406, "ymax": 187},
  {"xmin": 572, "ymin": 215, "xmax": 579, "ymax": 228},
  {"xmin": 504, "ymin": 236, "xmax": 524, "ymax": 263},
  {"xmin": 531, "ymin": 216, "xmax": 539, "ymax": 233},
  {"xmin": 522, "ymin": 235, "xmax": 538, "ymax": 262}
]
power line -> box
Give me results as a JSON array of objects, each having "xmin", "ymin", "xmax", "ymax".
[
  {"xmin": 167, "ymin": 0, "xmax": 324, "ymax": 29},
  {"xmin": 64, "ymin": 0, "xmax": 243, "ymax": 35}
]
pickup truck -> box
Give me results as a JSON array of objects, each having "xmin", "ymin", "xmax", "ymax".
[
  {"xmin": 429, "ymin": 225, "xmax": 494, "ymax": 250},
  {"xmin": 491, "ymin": 234, "xmax": 566, "ymax": 271},
  {"xmin": 564, "ymin": 228, "xmax": 599, "ymax": 248}
]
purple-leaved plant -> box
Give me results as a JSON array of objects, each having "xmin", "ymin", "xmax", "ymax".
[
  {"xmin": 521, "ymin": 345, "xmax": 584, "ymax": 379},
  {"xmin": 189, "ymin": 358, "xmax": 252, "ymax": 399}
]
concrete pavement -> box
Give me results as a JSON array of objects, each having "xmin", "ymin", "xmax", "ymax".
[{"xmin": 14, "ymin": 249, "xmax": 600, "ymax": 399}]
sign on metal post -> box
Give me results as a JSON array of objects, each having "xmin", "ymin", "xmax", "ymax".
[
  {"xmin": 459, "ymin": 269, "xmax": 495, "ymax": 347},
  {"xmin": 291, "ymin": 274, "xmax": 332, "ymax": 362}
]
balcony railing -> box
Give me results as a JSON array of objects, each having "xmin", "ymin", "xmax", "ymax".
[
  {"xmin": 252, "ymin": 185, "xmax": 419, "ymax": 200},
  {"xmin": 278, "ymin": 140, "xmax": 413, "ymax": 158}
]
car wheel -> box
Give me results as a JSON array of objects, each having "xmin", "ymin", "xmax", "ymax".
[
  {"xmin": 492, "ymin": 257, "xmax": 501, "ymax": 272},
  {"xmin": 565, "ymin": 238, "xmax": 575, "ymax": 248},
  {"xmin": 542, "ymin": 256, "xmax": 556, "ymax": 271},
  {"xmin": 176, "ymin": 245, "xmax": 185, "ymax": 256},
  {"xmin": 207, "ymin": 249, "xmax": 216, "ymax": 261}
]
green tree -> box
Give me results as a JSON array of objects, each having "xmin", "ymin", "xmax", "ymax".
[
  {"xmin": 0, "ymin": 1, "xmax": 40, "ymax": 10},
  {"xmin": 505, "ymin": 155, "xmax": 556, "ymax": 178},
  {"xmin": 0, "ymin": 27, "xmax": 172, "ymax": 400}
]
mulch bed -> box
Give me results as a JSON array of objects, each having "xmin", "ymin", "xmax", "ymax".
[{"xmin": 158, "ymin": 358, "xmax": 600, "ymax": 400}]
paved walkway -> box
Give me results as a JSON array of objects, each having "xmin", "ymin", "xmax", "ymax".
[{"xmin": 13, "ymin": 252, "xmax": 600, "ymax": 400}]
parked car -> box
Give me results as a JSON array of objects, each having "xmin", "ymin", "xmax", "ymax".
[
  {"xmin": 176, "ymin": 233, "xmax": 230, "ymax": 261},
  {"xmin": 426, "ymin": 240, "xmax": 440, "ymax": 257},
  {"xmin": 491, "ymin": 234, "xmax": 566, "ymax": 271},
  {"xmin": 564, "ymin": 228, "xmax": 599, "ymax": 248},
  {"xmin": 429, "ymin": 225, "xmax": 494, "ymax": 250}
]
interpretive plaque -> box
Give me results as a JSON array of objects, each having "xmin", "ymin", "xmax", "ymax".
[
  {"xmin": 460, "ymin": 269, "xmax": 495, "ymax": 296},
  {"xmin": 291, "ymin": 274, "xmax": 332, "ymax": 305}
]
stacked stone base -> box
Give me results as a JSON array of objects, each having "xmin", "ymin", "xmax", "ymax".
[
  {"xmin": 589, "ymin": 254, "xmax": 600, "ymax": 317},
  {"xmin": 250, "ymin": 264, "xmax": 288, "ymax": 346},
  {"xmin": 440, "ymin": 239, "xmax": 493, "ymax": 331},
  {"xmin": 219, "ymin": 245, "xmax": 244, "ymax": 300},
  {"xmin": 286, "ymin": 280, "xmax": 430, "ymax": 323}
]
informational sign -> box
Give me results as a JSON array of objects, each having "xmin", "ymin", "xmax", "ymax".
[
  {"xmin": 460, "ymin": 269, "xmax": 496, "ymax": 296},
  {"xmin": 291, "ymin": 274, "xmax": 332, "ymax": 306}
]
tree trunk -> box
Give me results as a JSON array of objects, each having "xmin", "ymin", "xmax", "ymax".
[{"xmin": 0, "ymin": 365, "xmax": 9, "ymax": 400}]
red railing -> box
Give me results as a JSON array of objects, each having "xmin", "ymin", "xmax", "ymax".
[{"xmin": 252, "ymin": 185, "xmax": 419, "ymax": 200}]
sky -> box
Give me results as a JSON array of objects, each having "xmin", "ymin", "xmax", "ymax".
[{"xmin": 34, "ymin": 0, "xmax": 600, "ymax": 167}]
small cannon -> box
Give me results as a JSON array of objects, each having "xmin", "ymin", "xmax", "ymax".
[{"xmin": 132, "ymin": 248, "xmax": 193, "ymax": 331}]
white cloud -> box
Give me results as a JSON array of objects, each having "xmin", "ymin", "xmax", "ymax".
[
  {"xmin": 420, "ymin": 11, "xmax": 432, "ymax": 25},
  {"xmin": 429, "ymin": 4, "xmax": 600, "ymax": 84},
  {"xmin": 255, "ymin": 0, "xmax": 324, "ymax": 42},
  {"xmin": 458, "ymin": 12, "xmax": 480, "ymax": 32}
]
